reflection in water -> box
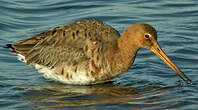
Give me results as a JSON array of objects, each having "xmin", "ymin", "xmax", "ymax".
[
  {"xmin": 22, "ymin": 82, "xmax": 179, "ymax": 109},
  {"xmin": 1, "ymin": 0, "xmax": 197, "ymax": 109}
]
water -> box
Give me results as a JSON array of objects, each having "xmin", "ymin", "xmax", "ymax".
[{"xmin": 0, "ymin": 0, "xmax": 198, "ymax": 109}]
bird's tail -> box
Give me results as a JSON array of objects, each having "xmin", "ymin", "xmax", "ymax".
[{"xmin": 5, "ymin": 44, "xmax": 17, "ymax": 53}]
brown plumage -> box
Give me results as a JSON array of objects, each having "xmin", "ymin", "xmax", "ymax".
[{"xmin": 6, "ymin": 18, "xmax": 192, "ymax": 85}]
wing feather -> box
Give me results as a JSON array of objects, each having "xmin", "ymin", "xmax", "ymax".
[{"xmin": 8, "ymin": 19, "xmax": 120, "ymax": 68}]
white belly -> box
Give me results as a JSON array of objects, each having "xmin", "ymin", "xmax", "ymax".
[
  {"xmin": 35, "ymin": 64, "xmax": 101, "ymax": 85},
  {"xmin": 17, "ymin": 54, "xmax": 115, "ymax": 85}
]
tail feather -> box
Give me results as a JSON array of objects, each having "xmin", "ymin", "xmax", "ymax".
[
  {"xmin": 5, "ymin": 44, "xmax": 16, "ymax": 53},
  {"xmin": 6, "ymin": 43, "xmax": 35, "ymax": 55},
  {"xmin": 5, "ymin": 44, "xmax": 13, "ymax": 48}
]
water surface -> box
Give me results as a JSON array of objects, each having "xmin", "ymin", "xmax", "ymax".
[{"xmin": 0, "ymin": 0, "xmax": 198, "ymax": 110}]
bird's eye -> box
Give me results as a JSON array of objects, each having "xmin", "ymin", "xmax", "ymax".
[{"xmin": 144, "ymin": 34, "xmax": 150, "ymax": 39}]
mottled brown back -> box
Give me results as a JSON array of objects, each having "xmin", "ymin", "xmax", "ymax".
[{"xmin": 9, "ymin": 19, "xmax": 120, "ymax": 68}]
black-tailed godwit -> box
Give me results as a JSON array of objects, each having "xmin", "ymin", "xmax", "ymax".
[{"xmin": 6, "ymin": 19, "xmax": 192, "ymax": 85}]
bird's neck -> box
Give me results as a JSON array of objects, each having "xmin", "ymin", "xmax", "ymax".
[{"xmin": 115, "ymin": 32, "xmax": 139, "ymax": 73}]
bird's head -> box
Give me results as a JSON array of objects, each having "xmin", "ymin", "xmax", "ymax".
[{"xmin": 122, "ymin": 23, "xmax": 192, "ymax": 84}]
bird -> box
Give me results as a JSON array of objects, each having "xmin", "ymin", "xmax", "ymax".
[{"xmin": 6, "ymin": 18, "xmax": 192, "ymax": 85}]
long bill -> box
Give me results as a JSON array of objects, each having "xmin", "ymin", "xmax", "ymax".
[{"xmin": 150, "ymin": 43, "xmax": 192, "ymax": 84}]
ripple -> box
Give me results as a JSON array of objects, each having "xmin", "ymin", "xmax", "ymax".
[{"xmin": 0, "ymin": 0, "xmax": 198, "ymax": 109}]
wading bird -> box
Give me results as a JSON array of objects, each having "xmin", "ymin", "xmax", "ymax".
[{"xmin": 6, "ymin": 19, "xmax": 192, "ymax": 85}]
